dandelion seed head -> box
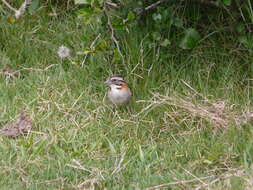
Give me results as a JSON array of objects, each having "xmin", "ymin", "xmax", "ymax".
[{"xmin": 57, "ymin": 45, "xmax": 71, "ymax": 59}]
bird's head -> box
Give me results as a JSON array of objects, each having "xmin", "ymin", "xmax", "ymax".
[{"xmin": 104, "ymin": 75, "xmax": 126, "ymax": 87}]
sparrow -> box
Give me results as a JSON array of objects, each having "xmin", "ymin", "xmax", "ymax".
[{"xmin": 104, "ymin": 75, "xmax": 132, "ymax": 106}]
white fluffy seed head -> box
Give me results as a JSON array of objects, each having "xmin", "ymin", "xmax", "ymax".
[{"xmin": 57, "ymin": 45, "xmax": 71, "ymax": 59}]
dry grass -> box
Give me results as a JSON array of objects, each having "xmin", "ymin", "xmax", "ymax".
[{"xmin": 136, "ymin": 83, "xmax": 253, "ymax": 130}]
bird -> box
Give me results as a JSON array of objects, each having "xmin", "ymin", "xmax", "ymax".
[{"xmin": 104, "ymin": 75, "xmax": 132, "ymax": 106}]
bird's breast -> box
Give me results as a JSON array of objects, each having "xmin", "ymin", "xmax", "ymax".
[{"xmin": 108, "ymin": 87, "xmax": 131, "ymax": 105}]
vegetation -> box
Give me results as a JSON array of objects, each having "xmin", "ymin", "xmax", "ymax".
[{"xmin": 0, "ymin": 0, "xmax": 253, "ymax": 189}]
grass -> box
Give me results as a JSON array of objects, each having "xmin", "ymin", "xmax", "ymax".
[{"xmin": 1, "ymin": 3, "xmax": 253, "ymax": 190}]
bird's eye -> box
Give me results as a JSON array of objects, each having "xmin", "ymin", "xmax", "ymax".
[{"xmin": 112, "ymin": 79, "xmax": 116, "ymax": 82}]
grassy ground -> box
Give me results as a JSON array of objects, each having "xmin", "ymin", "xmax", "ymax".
[{"xmin": 1, "ymin": 4, "xmax": 253, "ymax": 190}]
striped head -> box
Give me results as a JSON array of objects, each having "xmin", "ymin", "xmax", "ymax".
[{"xmin": 104, "ymin": 75, "xmax": 126, "ymax": 87}]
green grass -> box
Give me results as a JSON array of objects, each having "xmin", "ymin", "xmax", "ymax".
[{"xmin": 1, "ymin": 4, "xmax": 253, "ymax": 190}]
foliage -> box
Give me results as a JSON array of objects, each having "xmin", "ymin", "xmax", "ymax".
[
  {"xmin": 70, "ymin": 0, "xmax": 253, "ymax": 64},
  {"xmin": 2, "ymin": 0, "xmax": 252, "ymax": 54}
]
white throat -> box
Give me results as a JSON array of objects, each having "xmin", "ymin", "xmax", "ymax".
[
  {"xmin": 110, "ymin": 84, "xmax": 121, "ymax": 90},
  {"xmin": 108, "ymin": 83, "xmax": 131, "ymax": 105}
]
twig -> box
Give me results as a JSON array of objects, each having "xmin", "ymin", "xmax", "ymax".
[
  {"xmin": 134, "ymin": 99, "xmax": 165, "ymax": 117},
  {"xmin": 66, "ymin": 159, "xmax": 93, "ymax": 174},
  {"xmin": 104, "ymin": 3, "xmax": 125, "ymax": 65},
  {"xmin": 145, "ymin": 175, "xmax": 214, "ymax": 190},
  {"xmin": 181, "ymin": 166, "xmax": 208, "ymax": 186},
  {"xmin": 81, "ymin": 33, "xmax": 101, "ymax": 67},
  {"xmin": 77, "ymin": 178, "xmax": 100, "ymax": 189},
  {"xmin": 144, "ymin": 0, "xmax": 169, "ymax": 12},
  {"xmin": 2, "ymin": 0, "xmax": 18, "ymax": 12},
  {"xmin": 35, "ymin": 177, "xmax": 66, "ymax": 185},
  {"xmin": 136, "ymin": 0, "xmax": 219, "ymax": 16},
  {"xmin": 2, "ymin": 0, "xmax": 32, "ymax": 19},
  {"xmin": 181, "ymin": 80, "xmax": 209, "ymax": 102},
  {"xmin": 135, "ymin": 0, "xmax": 171, "ymax": 16},
  {"xmin": 105, "ymin": 1, "xmax": 119, "ymax": 9}
]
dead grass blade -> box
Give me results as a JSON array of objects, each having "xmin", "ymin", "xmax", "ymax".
[
  {"xmin": 146, "ymin": 167, "xmax": 253, "ymax": 190},
  {"xmin": 75, "ymin": 178, "xmax": 101, "ymax": 190},
  {"xmin": 135, "ymin": 91, "xmax": 253, "ymax": 130},
  {"xmin": 145, "ymin": 175, "xmax": 214, "ymax": 190}
]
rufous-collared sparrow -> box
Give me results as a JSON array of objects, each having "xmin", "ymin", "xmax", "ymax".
[{"xmin": 105, "ymin": 75, "xmax": 132, "ymax": 106}]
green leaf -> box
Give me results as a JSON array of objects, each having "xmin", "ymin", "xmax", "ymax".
[
  {"xmin": 161, "ymin": 9, "xmax": 171, "ymax": 20},
  {"xmin": 91, "ymin": 0, "xmax": 103, "ymax": 7},
  {"xmin": 222, "ymin": 0, "xmax": 231, "ymax": 6},
  {"xmin": 83, "ymin": 49, "xmax": 95, "ymax": 55},
  {"xmin": 152, "ymin": 13, "xmax": 162, "ymax": 22},
  {"xmin": 112, "ymin": 17, "xmax": 125, "ymax": 30},
  {"xmin": 152, "ymin": 32, "xmax": 161, "ymax": 41},
  {"xmin": 238, "ymin": 35, "xmax": 253, "ymax": 48},
  {"xmin": 139, "ymin": 145, "xmax": 145, "ymax": 162},
  {"xmin": 160, "ymin": 39, "xmax": 171, "ymax": 47},
  {"xmin": 236, "ymin": 23, "xmax": 245, "ymax": 33},
  {"xmin": 7, "ymin": 17, "xmax": 16, "ymax": 24},
  {"xmin": 75, "ymin": 0, "xmax": 91, "ymax": 5},
  {"xmin": 127, "ymin": 11, "xmax": 136, "ymax": 21},
  {"xmin": 78, "ymin": 7, "xmax": 94, "ymax": 16},
  {"xmin": 97, "ymin": 40, "xmax": 108, "ymax": 51},
  {"xmin": 77, "ymin": 8, "xmax": 95, "ymax": 24},
  {"xmin": 28, "ymin": 0, "xmax": 40, "ymax": 11},
  {"xmin": 238, "ymin": 35, "xmax": 247, "ymax": 44},
  {"xmin": 112, "ymin": 50, "xmax": 121, "ymax": 63},
  {"xmin": 179, "ymin": 28, "xmax": 201, "ymax": 49},
  {"xmin": 173, "ymin": 18, "xmax": 183, "ymax": 28},
  {"xmin": 93, "ymin": 7, "xmax": 102, "ymax": 14}
]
